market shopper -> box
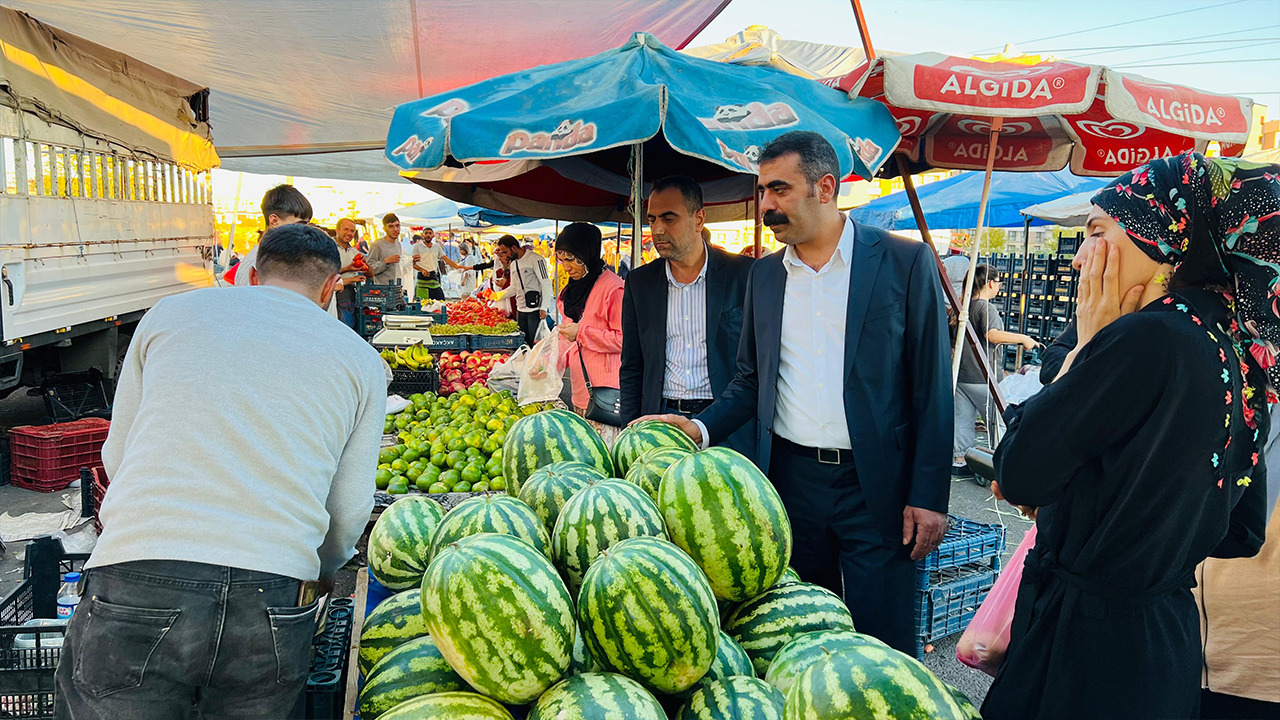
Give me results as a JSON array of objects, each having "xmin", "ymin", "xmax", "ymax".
[
  {"xmin": 366, "ymin": 212, "xmax": 404, "ymax": 286},
  {"xmin": 55, "ymin": 223, "xmax": 385, "ymax": 720},
  {"xmin": 493, "ymin": 233, "xmax": 554, "ymax": 346},
  {"xmin": 644, "ymin": 132, "xmax": 953, "ymax": 654},
  {"xmin": 334, "ymin": 217, "xmax": 372, "ymax": 329},
  {"xmin": 232, "ymin": 183, "xmax": 313, "ymax": 286},
  {"xmin": 982, "ymin": 152, "xmax": 1272, "ymax": 720},
  {"xmin": 412, "ymin": 228, "xmax": 465, "ymax": 301},
  {"xmin": 619, "ymin": 174, "xmax": 756, "ymax": 457}
]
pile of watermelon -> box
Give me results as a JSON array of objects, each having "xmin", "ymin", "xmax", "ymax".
[{"xmin": 359, "ymin": 415, "xmax": 981, "ymax": 719}]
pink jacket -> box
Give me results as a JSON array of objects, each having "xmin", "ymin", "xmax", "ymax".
[{"xmin": 558, "ymin": 270, "xmax": 625, "ymax": 411}]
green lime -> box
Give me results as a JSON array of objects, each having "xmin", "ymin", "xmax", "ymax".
[
  {"xmin": 378, "ymin": 448, "xmax": 398, "ymax": 465},
  {"xmin": 401, "ymin": 448, "xmax": 421, "ymax": 463},
  {"xmin": 440, "ymin": 469, "xmax": 461, "ymax": 487},
  {"xmin": 445, "ymin": 450, "xmax": 466, "ymax": 469},
  {"xmin": 390, "ymin": 459, "xmax": 408, "ymax": 473},
  {"xmin": 488, "ymin": 476, "xmax": 506, "ymax": 491},
  {"xmin": 460, "ymin": 465, "xmax": 482, "ymax": 484},
  {"xmin": 375, "ymin": 468, "xmax": 392, "ymax": 490},
  {"xmin": 472, "ymin": 481, "xmax": 490, "ymax": 492},
  {"xmin": 428, "ymin": 482, "xmax": 448, "ymax": 494},
  {"xmin": 452, "ymin": 481, "xmax": 472, "ymax": 493}
]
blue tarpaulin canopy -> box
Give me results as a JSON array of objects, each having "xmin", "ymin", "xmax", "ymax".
[
  {"xmin": 459, "ymin": 207, "xmax": 536, "ymax": 228},
  {"xmin": 850, "ymin": 168, "xmax": 1108, "ymax": 231}
]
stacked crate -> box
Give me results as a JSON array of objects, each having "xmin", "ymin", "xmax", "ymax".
[
  {"xmin": 915, "ymin": 515, "xmax": 1006, "ymax": 659},
  {"xmin": 355, "ymin": 280, "xmax": 407, "ymax": 340},
  {"xmin": 974, "ymin": 250, "xmax": 1079, "ymax": 372},
  {"xmin": 8, "ymin": 419, "xmax": 109, "ymax": 492}
]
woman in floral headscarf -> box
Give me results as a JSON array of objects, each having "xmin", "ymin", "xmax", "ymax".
[{"xmin": 982, "ymin": 152, "xmax": 1274, "ymax": 720}]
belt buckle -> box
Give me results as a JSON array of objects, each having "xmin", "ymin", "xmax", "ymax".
[{"xmin": 817, "ymin": 447, "xmax": 841, "ymax": 465}]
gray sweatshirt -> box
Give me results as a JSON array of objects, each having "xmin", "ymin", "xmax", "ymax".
[
  {"xmin": 366, "ymin": 236, "xmax": 403, "ymax": 285},
  {"xmin": 90, "ymin": 286, "xmax": 385, "ymax": 580}
]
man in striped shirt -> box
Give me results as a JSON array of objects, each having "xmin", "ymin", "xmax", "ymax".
[{"xmin": 620, "ymin": 175, "xmax": 756, "ymax": 457}]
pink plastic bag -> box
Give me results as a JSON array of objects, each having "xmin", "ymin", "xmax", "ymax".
[{"xmin": 956, "ymin": 524, "xmax": 1038, "ymax": 676}]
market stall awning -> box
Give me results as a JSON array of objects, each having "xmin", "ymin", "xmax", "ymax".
[
  {"xmin": 459, "ymin": 207, "xmax": 536, "ymax": 229},
  {"xmin": 365, "ymin": 198, "xmax": 460, "ymax": 225},
  {"xmin": 1021, "ymin": 189, "xmax": 1098, "ymax": 227},
  {"xmin": 850, "ymin": 168, "xmax": 1107, "ymax": 230},
  {"xmin": 4, "ymin": 0, "xmax": 733, "ymax": 181}
]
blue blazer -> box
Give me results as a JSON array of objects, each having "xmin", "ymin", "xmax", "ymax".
[{"xmin": 696, "ymin": 222, "xmax": 953, "ymax": 536}]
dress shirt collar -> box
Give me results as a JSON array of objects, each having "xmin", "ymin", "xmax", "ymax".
[
  {"xmin": 782, "ymin": 214, "xmax": 855, "ymax": 277},
  {"xmin": 665, "ymin": 246, "xmax": 710, "ymax": 288}
]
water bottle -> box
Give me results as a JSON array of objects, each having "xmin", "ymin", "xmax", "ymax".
[{"xmin": 56, "ymin": 572, "xmax": 82, "ymax": 619}]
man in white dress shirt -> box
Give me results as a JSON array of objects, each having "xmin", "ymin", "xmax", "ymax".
[{"xmin": 648, "ymin": 132, "xmax": 953, "ymax": 654}]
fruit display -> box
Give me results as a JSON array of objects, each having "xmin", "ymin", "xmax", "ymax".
[
  {"xmin": 675, "ymin": 630, "xmax": 754, "ymax": 700},
  {"xmin": 722, "ymin": 582, "xmax": 857, "ymax": 675},
  {"xmin": 367, "ymin": 497, "xmax": 445, "ymax": 591},
  {"xmin": 426, "ymin": 493, "xmax": 551, "ymax": 563},
  {"xmin": 501, "ymin": 408, "xmax": 615, "ymax": 496},
  {"xmin": 550, "ymin": 479, "xmax": 666, "ymax": 597},
  {"xmin": 568, "ymin": 622, "xmax": 600, "ymax": 675},
  {"xmin": 378, "ymin": 691, "xmax": 514, "ymax": 720},
  {"xmin": 381, "ymin": 343, "xmax": 434, "ymax": 371},
  {"xmin": 623, "ymin": 445, "xmax": 692, "ymax": 502},
  {"xmin": 577, "ymin": 536, "xmax": 719, "ymax": 695},
  {"xmin": 676, "ymin": 676, "xmax": 786, "ymax": 720},
  {"xmin": 442, "ymin": 297, "xmax": 513, "ymax": 328},
  {"xmin": 783, "ymin": 644, "xmax": 974, "ymax": 720},
  {"xmin": 948, "ymin": 684, "xmax": 985, "ymax": 719},
  {"xmin": 358, "ymin": 635, "xmax": 470, "ymax": 719},
  {"xmin": 420, "ymin": 533, "xmax": 575, "ymax": 705},
  {"xmin": 763, "ymin": 630, "xmax": 886, "ymax": 697},
  {"xmin": 517, "ymin": 461, "xmax": 607, "ymax": 536},
  {"xmin": 358, "ymin": 589, "xmax": 431, "ymax": 676},
  {"xmin": 430, "ymin": 322, "xmax": 519, "ymax": 336},
  {"xmin": 528, "ymin": 673, "xmax": 666, "ymax": 720},
  {"xmin": 611, "ymin": 419, "xmax": 699, "ymax": 477},
  {"xmin": 659, "ymin": 447, "xmax": 793, "ymax": 602},
  {"xmin": 437, "ymin": 351, "xmax": 508, "ymax": 395}
]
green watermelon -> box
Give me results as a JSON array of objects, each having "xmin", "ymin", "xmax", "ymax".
[
  {"xmin": 658, "ymin": 448, "xmax": 792, "ymax": 602},
  {"xmin": 612, "ymin": 420, "xmax": 699, "ymax": 477},
  {"xmin": 420, "ymin": 533, "xmax": 575, "ymax": 705},
  {"xmin": 358, "ymin": 635, "xmax": 469, "ymax": 719},
  {"xmin": 676, "ymin": 676, "xmax": 785, "ymax": 720},
  {"xmin": 569, "ymin": 622, "xmax": 601, "ymax": 675},
  {"xmin": 528, "ymin": 672, "xmax": 667, "ymax": 720},
  {"xmin": 577, "ymin": 536, "xmax": 719, "ymax": 695},
  {"xmin": 674, "ymin": 630, "xmax": 754, "ymax": 700},
  {"xmin": 551, "ymin": 479, "xmax": 666, "ymax": 597},
  {"xmin": 945, "ymin": 684, "xmax": 983, "ymax": 720},
  {"xmin": 368, "ymin": 496, "xmax": 446, "ymax": 591},
  {"xmin": 764, "ymin": 630, "xmax": 886, "ymax": 697},
  {"xmin": 503, "ymin": 409, "xmax": 614, "ymax": 495},
  {"xmin": 783, "ymin": 645, "xmax": 971, "ymax": 720},
  {"xmin": 378, "ymin": 691, "xmax": 515, "ymax": 719},
  {"xmin": 723, "ymin": 582, "xmax": 855, "ymax": 675},
  {"xmin": 426, "ymin": 494, "xmax": 550, "ymax": 562},
  {"xmin": 773, "ymin": 567, "xmax": 802, "ymax": 588},
  {"xmin": 517, "ymin": 460, "xmax": 608, "ymax": 535},
  {"xmin": 359, "ymin": 588, "xmax": 430, "ymax": 676},
  {"xmin": 623, "ymin": 446, "xmax": 692, "ymax": 502}
]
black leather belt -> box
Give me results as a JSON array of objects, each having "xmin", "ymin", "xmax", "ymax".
[
  {"xmin": 663, "ymin": 398, "xmax": 713, "ymax": 415},
  {"xmin": 774, "ymin": 435, "xmax": 854, "ymax": 465}
]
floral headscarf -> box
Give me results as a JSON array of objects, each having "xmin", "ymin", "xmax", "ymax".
[{"xmin": 1092, "ymin": 152, "xmax": 1280, "ymax": 391}]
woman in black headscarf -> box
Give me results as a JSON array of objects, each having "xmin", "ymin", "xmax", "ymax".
[
  {"xmin": 554, "ymin": 223, "xmax": 625, "ymax": 436},
  {"xmin": 982, "ymin": 152, "xmax": 1274, "ymax": 720}
]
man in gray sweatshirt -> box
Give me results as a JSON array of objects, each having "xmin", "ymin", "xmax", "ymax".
[{"xmin": 55, "ymin": 224, "xmax": 385, "ymax": 720}]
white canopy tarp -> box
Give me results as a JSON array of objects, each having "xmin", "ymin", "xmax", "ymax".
[
  {"xmin": 6, "ymin": 1, "xmax": 733, "ymax": 182},
  {"xmin": 1020, "ymin": 190, "xmax": 1097, "ymax": 227}
]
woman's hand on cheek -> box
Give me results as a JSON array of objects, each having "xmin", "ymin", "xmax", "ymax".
[{"xmin": 1075, "ymin": 239, "xmax": 1145, "ymax": 347}]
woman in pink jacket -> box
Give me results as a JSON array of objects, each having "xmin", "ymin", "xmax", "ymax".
[{"xmin": 555, "ymin": 223, "xmax": 625, "ymax": 445}]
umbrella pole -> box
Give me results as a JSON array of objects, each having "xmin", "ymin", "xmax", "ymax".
[
  {"xmin": 630, "ymin": 143, "xmax": 644, "ymax": 269},
  {"xmin": 952, "ymin": 118, "xmax": 1004, "ymax": 389}
]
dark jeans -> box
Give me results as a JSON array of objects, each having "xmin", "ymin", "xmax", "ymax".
[
  {"xmin": 518, "ymin": 311, "xmax": 543, "ymax": 347},
  {"xmin": 54, "ymin": 560, "xmax": 316, "ymax": 720},
  {"xmin": 769, "ymin": 437, "xmax": 918, "ymax": 654}
]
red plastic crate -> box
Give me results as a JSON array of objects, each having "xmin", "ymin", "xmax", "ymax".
[
  {"xmin": 9, "ymin": 419, "xmax": 110, "ymax": 491},
  {"xmin": 90, "ymin": 466, "xmax": 110, "ymax": 532}
]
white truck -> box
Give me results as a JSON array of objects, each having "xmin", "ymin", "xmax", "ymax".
[{"xmin": 0, "ymin": 7, "xmax": 217, "ymax": 410}]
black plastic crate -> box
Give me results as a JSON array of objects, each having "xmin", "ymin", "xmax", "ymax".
[
  {"xmin": 0, "ymin": 580, "xmax": 60, "ymax": 720},
  {"xmin": 992, "ymin": 255, "xmax": 1011, "ymax": 272},
  {"xmin": 388, "ymin": 368, "xmax": 439, "ymax": 397},
  {"xmin": 41, "ymin": 370, "xmax": 112, "ymax": 423},
  {"xmin": 1, "ymin": 436, "xmax": 9, "ymax": 486},
  {"xmin": 1025, "ymin": 316, "xmax": 1046, "ymax": 339},
  {"xmin": 1030, "ymin": 255, "xmax": 1051, "ymax": 274},
  {"xmin": 1025, "ymin": 297, "xmax": 1047, "ymax": 316},
  {"xmin": 1011, "ymin": 256, "xmax": 1025, "ymax": 272},
  {"xmin": 1050, "ymin": 317, "xmax": 1070, "ymax": 340},
  {"xmin": 290, "ymin": 598, "xmax": 355, "ymax": 720},
  {"xmin": 1050, "ymin": 300, "xmax": 1073, "ymax": 319},
  {"xmin": 1029, "ymin": 278, "xmax": 1048, "ymax": 295},
  {"xmin": 1008, "ymin": 277, "xmax": 1024, "ymax": 293},
  {"xmin": 1002, "ymin": 345, "xmax": 1021, "ymax": 372}
]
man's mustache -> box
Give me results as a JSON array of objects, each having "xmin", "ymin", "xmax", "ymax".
[{"xmin": 763, "ymin": 210, "xmax": 789, "ymax": 226}]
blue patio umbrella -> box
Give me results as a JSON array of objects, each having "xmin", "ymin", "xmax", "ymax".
[
  {"xmin": 384, "ymin": 32, "xmax": 900, "ymax": 247},
  {"xmin": 458, "ymin": 206, "xmax": 536, "ymax": 228}
]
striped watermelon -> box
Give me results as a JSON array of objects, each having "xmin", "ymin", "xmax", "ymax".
[
  {"xmin": 569, "ymin": 622, "xmax": 601, "ymax": 675},
  {"xmin": 783, "ymin": 645, "xmax": 971, "ymax": 720},
  {"xmin": 676, "ymin": 676, "xmax": 785, "ymax": 720},
  {"xmin": 945, "ymin": 684, "xmax": 982, "ymax": 720},
  {"xmin": 517, "ymin": 461, "xmax": 608, "ymax": 535},
  {"xmin": 623, "ymin": 446, "xmax": 692, "ymax": 502},
  {"xmin": 551, "ymin": 479, "xmax": 666, "ymax": 597},
  {"xmin": 723, "ymin": 582, "xmax": 855, "ymax": 675},
  {"xmin": 358, "ymin": 635, "xmax": 470, "ymax": 719},
  {"xmin": 578, "ymin": 536, "xmax": 719, "ymax": 695},
  {"xmin": 772, "ymin": 567, "xmax": 802, "ymax": 588},
  {"xmin": 658, "ymin": 448, "xmax": 792, "ymax": 602},
  {"xmin": 503, "ymin": 409, "xmax": 614, "ymax": 495},
  {"xmin": 528, "ymin": 672, "xmax": 667, "ymax": 720},
  {"xmin": 368, "ymin": 496, "xmax": 446, "ymax": 591},
  {"xmin": 420, "ymin": 533, "xmax": 574, "ymax": 705},
  {"xmin": 378, "ymin": 691, "xmax": 514, "ymax": 720},
  {"xmin": 612, "ymin": 420, "xmax": 699, "ymax": 477},
  {"xmin": 427, "ymin": 494, "xmax": 550, "ymax": 562},
  {"xmin": 764, "ymin": 630, "xmax": 886, "ymax": 697},
  {"xmin": 359, "ymin": 588, "xmax": 430, "ymax": 676},
  {"xmin": 674, "ymin": 629, "xmax": 754, "ymax": 700}
]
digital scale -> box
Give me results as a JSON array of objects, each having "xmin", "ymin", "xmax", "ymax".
[{"xmin": 370, "ymin": 314, "xmax": 436, "ymax": 347}]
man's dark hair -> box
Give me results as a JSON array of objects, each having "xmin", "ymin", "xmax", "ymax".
[
  {"xmin": 650, "ymin": 175, "xmax": 703, "ymax": 214},
  {"xmin": 256, "ymin": 223, "xmax": 341, "ymax": 288},
  {"xmin": 758, "ymin": 131, "xmax": 841, "ymax": 188},
  {"xmin": 260, "ymin": 184, "xmax": 313, "ymax": 223},
  {"xmin": 971, "ymin": 263, "xmax": 996, "ymax": 289},
  {"xmin": 496, "ymin": 234, "xmax": 520, "ymax": 249},
  {"xmin": 383, "ymin": 213, "xmax": 400, "ymax": 226}
]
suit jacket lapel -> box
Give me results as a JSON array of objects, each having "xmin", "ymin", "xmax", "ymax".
[
  {"xmin": 762, "ymin": 257, "xmax": 786, "ymax": 395},
  {"xmin": 704, "ymin": 247, "xmax": 726, "ymax": 346},
  {"xmin": 844, "ymin": 225, "xmax": 884, "ymax": 380},
  {"xmin": 653, "ymin": 260, "xmax": 669, "ymax": 371}
]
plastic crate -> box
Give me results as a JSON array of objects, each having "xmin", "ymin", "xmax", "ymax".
[
  {"xmin": 10, "ymin": 419, "xmax": 110, "ymax": 491},
  {"xmin": 1029, "ymin": 255, "xmax": 1051, "ymax": 274},
  {"xmin": 41, "ymin": 370, "xmax": 112, "ymax": 423},
  {"xmin": 915, "ymin": 565, "xmax": 998, "ymax": 658},
  {"xmin": 0, "ymin": 582, "xmax": 60, "ymax": 720},
  {"xmin": 1, "ymin": 436, "xmax": 9, "ymax": 487},
  {"xmin": 355, "ymin": 282, "xmax": 406, "ymax": 311},
  {"xmin": 468, "ymin": 333, "xmax": 524, "ymax": 351},
  {"xmin": 291, "ymin": 598, "xmax": 355, "ymax": 720},
  {"xmin": 1025, "ymin": 316, "xmax": 1046, "ymax": 339},
  {"xmin": 425, "ymin": 334, "xmax": 467, "ymax": 351},
  {"xmin": 387, "ymin": 368, "xmax": 439, "ymax": 397},
  {"xmin": 917, "ymin": 515, "xmax": 1006, "ymax": 579},
  {"xmin": 1049, "ymin": 317, "xmax": 1070, "ymax": 340}
]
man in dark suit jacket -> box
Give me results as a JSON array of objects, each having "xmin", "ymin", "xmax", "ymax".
[
  {"xmin": 648, "ymin": 132, "xmax": 953, "ymax": 654},
  {"xmin": 620, "ymin": 175, "xmax": 756, "ymax": 457}
]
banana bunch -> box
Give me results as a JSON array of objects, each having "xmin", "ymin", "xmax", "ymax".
[{"xmin": 380, "ymin": 342, "xmax": 433, "ymax": 370}]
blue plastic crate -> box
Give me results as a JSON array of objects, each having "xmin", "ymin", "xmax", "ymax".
[
  {"xmin": 468, "ymin": 333, "xmax": 524, "ymax": 351},
  {"xmin": 914, "ymin": 565, "xmax": 998, "ymax": 658},
  {"xmin": 425, "ymin": 334, "xmax": 467, "ymax": 351},
  {"xmin": 917, "ymin": 515, "xmax": 1005, "ymax": 579}
]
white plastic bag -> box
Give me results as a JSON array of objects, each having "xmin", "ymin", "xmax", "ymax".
[
  {"xmin": 533, "ymin": 317, "xmax": 551, "ymax": 344},
  {"xmin": 998, "ymin": 367, "xmax": 1043, "ymax": 405},
  {"xmin": 518, "ymin": 330, "xmax": 565, "ymax": 405},
  {"xmin": 488, "ymin": 347, "xmax": 528, "ymax": 383}
]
